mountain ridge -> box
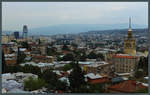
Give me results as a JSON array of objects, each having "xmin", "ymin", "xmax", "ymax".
[{"xmin": 3, "ymin": 23, "xmax": 147, "ymax": 35}]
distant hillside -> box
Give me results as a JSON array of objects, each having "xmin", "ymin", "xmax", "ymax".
[
  {"xmin": 84, "ymin": 28, "xmax": 148, "ymax": 35},
  {"xmin": 28, "ymin": 24, "xmax": 147, "ymax": 36},
  {"xmin": 3, "ymin": 23, "xmax": 147, "ymax": 36}
]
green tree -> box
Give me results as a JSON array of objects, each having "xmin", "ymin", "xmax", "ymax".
[
  {"xmin": 62, "ymin": 44, "xmax": 70, "ymax": 51},
  {"xmin": 24, "ymin": 77, "xmax": 46, "ymax": 91},
  {"xmin": 41, "ymin": 69, "xmax": 68, "ymax": 92},
  {"xmin": 55, "ymin": 80, "xmax": 68, "ymax": 91},
  {"xmin": 97, "ymin": 53, "xmax": 105, "ymax": 61},
  {"xmin": 57, "ymin": 56, "xmax": 63, "ymax": 61},
  {"xmin": 63, "ymin": 53, "xmax": 75, "ymax": 61},
  {"xmin": 135, "ymin": 88, "xmax": 148, "ymax": 93},
  {"xmin": 79, "ymin": 52, "xmax": 87, "ymax": 61},
  {"xmin": 4, "ymin": 65, "xmax": 19, "ymax": 73},
  {"xmin": 87, "ymin": 51, "xmax": 97, "ymax": 59},
  {"xmin": 47, "ymin": 47, "xmax": 57, "ymax": 56},
  {"xmin": 22, "ymin": 64, "xmax": 42, "ymax": 77},
  {"xmin": 135, "ymin": 56, "xmax": 148, "ymax": 78},
  {"xmin": 16, "ymin": 47, "xmax": 26, "ymax": 64},
  {"xmin": 88, "ymin": 83, "xmax": 105, "ymax": 93},
  {"xmin": 2, "ymin": 51, "xmax": 6, "ymax": 73},
  {"xmin": 71, "ymin": 43, "xmax": 78, "ymax": 48},
  {"xmin": 41, "ymin": 69, "xmax": 58, "ymax": 90},
  {"xmin": 21, "ymin": 41, "xmax": 29, "ymax": 49},
  {"xmin": 68, "ymin": 62, "xmax": 86, "ymax": 92},
  {"xmin": 63, "ymin": 64, "xmax": 72, "ymax": 71}
]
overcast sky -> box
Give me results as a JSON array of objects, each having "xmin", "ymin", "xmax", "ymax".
[{"xmin": 2, "ymin": 2, "xmax": 148, "ymax": 31}]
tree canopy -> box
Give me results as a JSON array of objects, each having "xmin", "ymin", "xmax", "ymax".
[
  {"xmin": 68, "ymin": 62, "xmax": 86, "ymax": 92},
  {"xmin": 24, "ymin": 77, "xmax": 46, "ymax": 91}
]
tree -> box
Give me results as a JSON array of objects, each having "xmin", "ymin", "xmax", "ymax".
[
  {"xmin": 97, "ymin": 53, "xmax": 105, "ymax": 61},
  {"xmin": 79, "ymin": 52, "xmax": 87, "ymax": 61},
  {"xmin": 57, "ymin": 56, "xmax": 63, "ymax": 61},
  {"xmin": 47, "ymin": 47, "xmax": 57, "ymax": 56},
  {"xmin": 55, "ymin": 80, "xmax": 68, "ymax": 91},
  {"xmin": 63, "ymin": 53, "xmax": 75, "ymax": 61},
  {"xmin": 21, "ymin": 41, "xmax": 29, "ymax": 49},
  {"xmin": 38, "ymin": 39, "xmax": 41, "ymax": 44},
  {"xmin": 87, "ymin": 51, "xmax": 97, "ymax": 59},
  {"xmin": 41, "ymin": 69, "xmax": 68, "ymax": 92},
  {"xmin": 4, "ymin": 65, "xmax": 20, "ymax": 73},
  {"xmin": 22, "ymin": 64, "xmax": 42, "ymax": 77},
  {"xmin": 62, "ymin": 44, "xmax": 70, "ymax": 51},
  {"xmin": 135, "ymin": 56, "xmax": 148, "ymax": 78},
  {"xmin": 2, "ymin": 51, "xmax": 6, "ymax": 73},
  {"xmin": 24, "ymin": 77, "xmax": 46, "ymax": 91},
  {"xmin": 63, "ymin": 64, "xmax": 72, "ymax": 71},
  {"xmin": 134, "ymin": 69, "xmax": 144, "ymax": 79},
  {"xmin": 88, "ymin": 83, "xmax": 105, "ymax": 93},
  {"xmin": 68, "ymin": 62, "xmax": 86, "ymax": 92},
  {"xmin": 16, "ymin": 47, "xmax": 26, "ymax": 64},
  {"xmin": 41, "ymin": 69, "xmax": 58, "ymax": 90},
  {"xmin": 71, "ymin": 43, "xmax": 78, "ymax": 48},
  {"xmin": 135, "ymin": 88, "xmax": 148, "ymax": 93}
]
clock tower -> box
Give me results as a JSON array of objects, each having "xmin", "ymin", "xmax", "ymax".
[{"xmin": 123, "ymin": 18, "xmax": 136, "ymax": 56}]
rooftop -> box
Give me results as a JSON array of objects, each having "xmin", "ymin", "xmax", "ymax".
[
  {"xmin": 108, "ymin": 80, "xmax": 147, "ymax": 93},
  {"xmin": 20, "ymin": 62, "xmax": 54, "ymax": 67},
  {"xmin": 84, "ymin": 73, "xmax": 103, "ymax": 79},
  {"xmin": 113, "ymin": 54, "xmax": 138, "ymax": 59}
]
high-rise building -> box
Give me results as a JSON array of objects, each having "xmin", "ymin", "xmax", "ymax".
[
  {"xmin": 22, "ymin": 25, "xmax": 28, "ymax": 40},
  {"xmin": 123, "ymin": 18, "xmax": 136, "ymax": 56},
  {"xmin": 14, "ymin": 31, "xmax": 19, "ymax": 39}
]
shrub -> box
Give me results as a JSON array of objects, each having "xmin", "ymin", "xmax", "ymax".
[{"xmin": 24, "ymin": 77, "xmax": 46, "ymax": 91}]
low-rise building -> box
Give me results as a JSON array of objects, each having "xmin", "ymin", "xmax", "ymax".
[
  {"xmin": 32, "ymin": 55, "xmax": 54, "ymax": 63},
  {"xmin": 83, "ymin": 61, "xmax": 114, "ymax": 77},
  {"xmin": 20, "ymin": 62, "xmax": 54, "ymax": 72}
]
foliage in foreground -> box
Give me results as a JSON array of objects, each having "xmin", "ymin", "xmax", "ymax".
[{"xmin": 24, "ymin": 77, "xmax": 46, "ymax": 91}]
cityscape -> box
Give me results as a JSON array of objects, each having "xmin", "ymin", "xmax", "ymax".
[{"xmin": 2, "ymin": 2, "xmax": 148, "ymax": 94}]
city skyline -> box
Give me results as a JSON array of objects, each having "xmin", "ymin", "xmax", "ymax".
[{"xmin": 2, "ymin": 2, "xmax": 148, "ymax": 31}]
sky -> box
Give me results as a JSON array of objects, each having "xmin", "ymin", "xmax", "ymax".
[{"xmin": 2, "ymin": 2, "xmax": 148, "ymax": 31}]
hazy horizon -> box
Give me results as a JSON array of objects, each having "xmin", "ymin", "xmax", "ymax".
[{"xmin": 2, "ymin": 2, "xmax": 148, "ymax": 31}]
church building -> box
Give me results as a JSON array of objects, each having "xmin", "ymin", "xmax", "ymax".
[{"xmin": 123, "ymin": 18, "xmax": 136, "ymax": 56}]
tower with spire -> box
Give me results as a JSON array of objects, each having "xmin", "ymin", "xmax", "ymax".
[{"xmin": 123, "ymin": 17, "xmax": 136, "ymax": 56}]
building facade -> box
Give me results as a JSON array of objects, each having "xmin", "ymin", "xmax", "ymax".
[{"xmin": 113, "ymin": 54, "xmax": 139, "ymax": 73}]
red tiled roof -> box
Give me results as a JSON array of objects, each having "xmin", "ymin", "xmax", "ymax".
[
  {"xmin": 108, "ymin": 80, "xmax": 147, "ymax": 93},
  {"xmin": 6, "ymin": 60, "xmax": 16, "ymax": 65},
  {"xmin": 63, "ymin": 51, "xmax": 70, "ymax": 54},
  {"xmin": 113, "ymin": 55, "xmax": 137, "ymax": 59},
  {"xmin": 2, "ymin": 45, "xmax": 6, "ymax": 49},
  {"xmin": 88, "ymin": 77, "xmax": 110, "ymax": 84},
  {"xmin": 55, "ymin": 90, "xmax": 63, "ymax": 93},
  {"xmin": 61, "ymin": 72, "xmax": 69, "ymax": 76},
  {"xmin": 32, "ymin": 55, "xmax": 45, "ymax": 59}
]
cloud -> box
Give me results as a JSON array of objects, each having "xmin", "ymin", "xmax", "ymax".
[{"xmin": 2, "ymin": 2, "xmax": 148, "ymax": 31}]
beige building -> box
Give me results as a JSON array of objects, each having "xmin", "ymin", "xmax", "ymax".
[
  {"xmin": 2, "ymin": 35, "xmax": 9, "ymax": 44},
  {"xmin": 113, "ymin": 18, "xmax": 139, "ymax": 74},
  {"xmin": 113, "ymin": 54, "xmax": 139, "ymax": 73},
  {"xmin": 82, "ymin": 61, "xmax": 114, "ymax": 77}
]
